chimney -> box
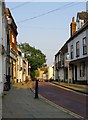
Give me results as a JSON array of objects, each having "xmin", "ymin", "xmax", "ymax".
[{"xmin": 70, "ymin": 17, "xmax": 76, "ymax": 37}]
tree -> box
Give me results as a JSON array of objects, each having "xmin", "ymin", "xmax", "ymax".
[
  {"xmin": 35, "ymin": 70, "xmax": 40, "ymax": 78},
  {"xmin": 18, "ymin": 43, "xmax": 47, "ymax": 79}
]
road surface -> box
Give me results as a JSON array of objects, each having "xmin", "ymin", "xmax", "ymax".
[{"xmin": 38, "ymin": 81, "xmax": 88, "ymax": 119}]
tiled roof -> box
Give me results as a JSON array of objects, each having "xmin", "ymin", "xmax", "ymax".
[{"xmin": 77, "ymin": 11, "xmax": 88, "ymax": 21}]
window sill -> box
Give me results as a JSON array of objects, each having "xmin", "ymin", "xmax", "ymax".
[
  {"xmin": 76, "ymin": 55, "xmax": 79, "ymax": 58},
  {"xmin": 83, "ymin": 53, "xmax": 87, "ymax": 55}
]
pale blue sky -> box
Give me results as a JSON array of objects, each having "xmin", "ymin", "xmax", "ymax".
[{"xmin": 5, "ymin": 2, "xmax": 86, "ymax": 66}]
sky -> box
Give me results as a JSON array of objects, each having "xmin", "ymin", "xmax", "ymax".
[{"xmin": 5, "ymin": 1, "xmax": 86, "ymax": 66}]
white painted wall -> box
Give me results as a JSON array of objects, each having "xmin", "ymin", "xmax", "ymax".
[
  {"xmin": 55, "ymin": 55, "xmax": 58, "ymax": 63},
  {"xmin": 48, "ymin": 66, "xmax": 53, "ymax": 79},
  {"xmin": 59, "ymin": 68, "xmax": 64, "ymax": 81},
  {"xmin": 26, "ymin": 60, "xmax": 28, "ymax": 77},
  {"xmin": 55, "ymin": 70, "xmax": 58, "ymax": 80},
  {"xmin": 2, "ymin": 4, "xmax": 7, "ymax": 87},
  {"xmin": 55, "ymin": 55, "xmax": 59, "ymax": 80},
  {"xmin": 22, "ymin": 59, "xmax": 28, "ymax": 82},
  {"xmin": 69, "ymin": 68, "xmax": 72, "ymax": 83},
  {"xmin": 0, "ymin": 2, "xmax": 3, "ymax": 95},
  {"xmin": 86, "ymin": 61, "xmax": 88, "ymax": 84},
  {"xmin": 68, "ymin": 30, "xmax": 87, "ymax": 61},
  {"xmin": 77, "ymin": 20, "xmax": 85, "ymax": 30},
  {"xmin": 17, "ymin": 56, "xmax": 23, "ymax": 82},
  {"xmin": 86, "ymin": 27, "xmax": 88, "ymax": 84},
  {"xmin": 68, "ymin": 28, "xmax": 88, "ymax": 82}
]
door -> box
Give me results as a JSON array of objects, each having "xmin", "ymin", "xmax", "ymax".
[{"xmin": 75, "ymin": 65, "xmax": 77, "ymax": 82}]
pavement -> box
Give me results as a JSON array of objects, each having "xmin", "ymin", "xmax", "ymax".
[
  {"xmin": 2, "ymin": 81, "xmax": 79, "ymax": 119},
  {"xmin": 51, "ymin": 81, "xmax": 88, "ymax": 95}
]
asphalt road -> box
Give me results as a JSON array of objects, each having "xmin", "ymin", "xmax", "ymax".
[{"xmin": 38, "ymin": 81, "xmax": 88, "ymax": 119}]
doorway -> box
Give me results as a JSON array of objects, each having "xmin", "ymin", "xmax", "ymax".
[{"xmin": 75, "ymin": 65, "xmax": 77, "ymax": 82}]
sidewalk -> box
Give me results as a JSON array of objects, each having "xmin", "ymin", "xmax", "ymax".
[
  {"xmin": 2, "ymin": 82, "xmax": 78, "ymax": 119},
  {"xmin": 51, "ymin": 81, "xmax": 88, "ymax": 95}
]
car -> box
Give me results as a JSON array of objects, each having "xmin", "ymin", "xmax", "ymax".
[
  {"xmin": 45, "ymin": 79, "xmax": 48, "ymax": 82},
  {"xmin": 39, "ymin": 78, "xmax": 43, "ymax": 82}
]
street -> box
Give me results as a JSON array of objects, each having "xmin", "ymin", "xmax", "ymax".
[
  {"xmin": 2, "ymin": 82, "xmax": 77, "ymax": 119},
  {"xmin": 38, "ymin": 81, "xmax": 88, "ymax": 119},
  {"xmin": 0, "ymin": 2, "xmax": 88, "ymax": 120}
]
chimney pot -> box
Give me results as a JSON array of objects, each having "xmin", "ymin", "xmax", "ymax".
[
  {"xmin": 70, "ymin": 17, "xmax": 76, "ymax": 37},
  {"xmin": 72, "ymin": 17, "xmax": 74, "ymax": 22}
]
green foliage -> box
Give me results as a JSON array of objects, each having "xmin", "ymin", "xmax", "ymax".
[
  {"xmin": 35, "ymin": 70, "xmax": 40, "ymax": 78},
  {"xmin": 18, "ymin": 43, "xmax": 47, "ymax": 79},
  {"xmin": 30, "ymin": 70, "xmax": 35, "ymax": 80}
]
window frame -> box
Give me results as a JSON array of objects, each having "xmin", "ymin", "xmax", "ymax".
[
  {"xmin": 70, "ymin": 45, "xmax": 74, "ymax": 59},
  {"xmin": 83, "ymin": 37, "xmax": 87, "ymax": 55},
  {"xmin": 80, "ymin": 62, "xmax": 85, "ymax": 77},
  {"xmin": 76, "ymin": 41, "xmax": 80, "ymax": 57}
]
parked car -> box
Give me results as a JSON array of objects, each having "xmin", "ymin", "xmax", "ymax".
[
  {"xmin": 48, "ymin": 78, "xmax": 54, "ymax": 82},
  {"xmin": 39, "ymin": 78, "xmax": 43, "ymax": 82}
]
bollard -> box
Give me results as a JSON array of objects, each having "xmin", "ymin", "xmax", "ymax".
[{"xmin": 35, "ymin": 79, "xmax": 38, "ymax": 99}]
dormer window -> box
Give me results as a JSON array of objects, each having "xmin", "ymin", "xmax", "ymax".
[
  {"xmin": 76, "ymin": 12, "xmax": 88, "ymax": 30},
  {"xmin": 81, "ymin": 20, "xmax": 84, "ymax": 27}
]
